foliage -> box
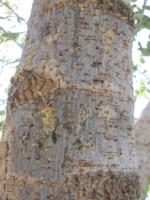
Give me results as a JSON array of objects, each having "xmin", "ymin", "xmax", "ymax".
[
  {"xmin": 0, "ymin": 0, "xmax": 27, "ymax": 134},
  {"xmin": 135, "ymin": 80, "xmax": 150, "ymax": 98},
  {"xmin": 148, "ymin": 185, "xmax": 150, "ymax": 193},
  {"xmin": 0, "ymin": 0, "xmax": 26, "ymax": 64},
  {"xmin": 133, "ymin": 0, "xmax": 150, "ymax": 56},
  {"xmin": 132, "ymin": 0, "xmax": 150, "ymax": 98},
  {"xmin": 0, "ymin": 0, "xmax": 26, "ymax": 44}
]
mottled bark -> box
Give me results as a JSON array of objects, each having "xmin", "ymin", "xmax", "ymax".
[
  {"xmin": 136, "ymin": 101, "xmax": 150, "ymax": 200},
  {"xmin": 0, "ymin": 0, "xmax": 140, "ymax": 199}
]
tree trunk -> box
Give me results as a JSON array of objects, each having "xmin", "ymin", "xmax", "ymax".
[{"xmin": 0, "ymin": 0, "xmax": 140, "ymax": 199}]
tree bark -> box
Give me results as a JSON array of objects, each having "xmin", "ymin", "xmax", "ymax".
[{"xmin": 0, "ymin": 0, "xmax": 140, "ymax": 199}]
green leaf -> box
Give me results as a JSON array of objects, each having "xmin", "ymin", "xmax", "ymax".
[
  {"xmin": 148, "ymin": 185, "xmax": 150, "ymax": 193},
  {"xmin": 0, "ymin": 110, "xmax": 5, "ymax": 116},
  {"xmin": 140, "ymin": 57, "xmax": 145, "ymax": 64},
  {"xmin": 135, "ymin": 80, "xmax": 150, "ymax": 98},
  {"xmin": 133, "ymin": 65, "xmax": 138, "ymax": 71},
  {"xmin": 139, "ymin": 41, "xmax": 150, "ymax": 57}
]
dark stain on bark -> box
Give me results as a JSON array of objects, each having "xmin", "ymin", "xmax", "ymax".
[{"xmin": 51, "ymin": 131, "xmax": 57, "ymax": 144}]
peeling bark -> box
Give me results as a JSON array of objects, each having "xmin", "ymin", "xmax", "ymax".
[{"xmin": 0, "ymin": 0, "xmax": 140, "ymax": 199}]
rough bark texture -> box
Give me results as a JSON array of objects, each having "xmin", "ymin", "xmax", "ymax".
[
  {"xmin": 0, "ymin": 0, "xmax": 140, "ymax": 199},
  {"xmin": 136, "ymin": 101, "xmax": 150, "ymax": 200}
]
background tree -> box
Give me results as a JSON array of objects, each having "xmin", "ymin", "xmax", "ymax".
[{"xmin": 136, "ymin": 101, "xmax": 150, "ymax": 200}]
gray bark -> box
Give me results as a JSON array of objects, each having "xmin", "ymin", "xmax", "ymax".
[{"xmin": 0, "ymin": 0, "xmax": 140, "ymax": 199}]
